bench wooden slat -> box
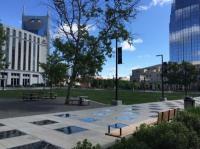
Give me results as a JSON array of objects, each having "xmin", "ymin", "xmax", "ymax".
[
  {"xmin": 169, "ymin": 109, "xmax": 175, "ymax": 120},
  {"xmin": 162, "ymin": 111, "xmax": 169, "ymax": 122}
]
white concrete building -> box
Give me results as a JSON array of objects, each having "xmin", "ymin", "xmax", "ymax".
[{"xmin": 0, "ymin": 25, "xmax": 48, "ymax": 87}]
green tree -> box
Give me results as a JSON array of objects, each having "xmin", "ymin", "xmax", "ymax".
[
  {"xmin": 40, "ymin": 51, "xmax": 68, "ymax": 91},
  {"xmin": 52, "ymin": 0, "xmax": 139, "ymax": 104},
  {"xmin": 0, "ymin": 23, "xmax": 6, "ymax": 70},
  {"xmin": 163, "ymin": 62, "xmax": 180, "ymax": 90},
  {"xmin": 163, "ymin": 62, "xmax": 198, "ymax": 92},
  {"xmin": 180, "ymin": 62, "xmax": 198, "ymax": 94}
]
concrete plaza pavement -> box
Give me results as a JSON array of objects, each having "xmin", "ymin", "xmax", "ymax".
[
  {"xmin": 0, "ymin": 97, "xmax": 107, "ymax": 119},
  {"xmin": 0, "ymin": 99, "xmax": 186, "ymax": 149}
]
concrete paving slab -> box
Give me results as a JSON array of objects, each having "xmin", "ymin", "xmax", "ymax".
[{"xmin": 0, "ymin": 100, "xmax": 185, "ymax": 149}]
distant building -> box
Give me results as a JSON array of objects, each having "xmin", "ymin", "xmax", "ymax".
[
  {"xmin": 0, "ymin": 13, "xmax": 49, "ymax": 87},
  {"xmin": 130, "ymin": 65, "xmax": 161, "ymax": 82},
  {"xmin": 130, "ymin": 65, "xmax": 162, "ymax": 90},
  {"xmin": 170, "ymin": 0, "xmax": 200, "ymax": 64}
]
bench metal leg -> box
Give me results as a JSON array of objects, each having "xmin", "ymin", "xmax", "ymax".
[{"xmin": 108, "ymin": 126, "xmax": 111, "ymax": 134}]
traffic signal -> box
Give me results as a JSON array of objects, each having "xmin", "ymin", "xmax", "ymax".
[{"xmin": 118, "ymin": 47, "xmax": 122, "ymax": 64}]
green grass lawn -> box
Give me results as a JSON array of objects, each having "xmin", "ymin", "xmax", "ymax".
[{"xmin": 0, "ymin": 88, "xmax": 199, "ymax": 105}]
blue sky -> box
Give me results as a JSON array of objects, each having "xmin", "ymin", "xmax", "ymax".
[{"xmin": 0, "ymin": 0, "xmax": 172, "ymax": 78}]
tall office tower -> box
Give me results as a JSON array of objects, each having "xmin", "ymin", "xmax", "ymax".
[
  {"xmin": 22, "ymin": 12, "xmax": 50, "ymax": 52},
  {"xmin": 170, "ymin": 0, "xmax": 200, "ymax": 64}
]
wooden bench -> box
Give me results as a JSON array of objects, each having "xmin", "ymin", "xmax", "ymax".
[
  {"xmin": 106, "ymin": 109, "xmax": 178, "ymax": 138},
  {"xmin": 22, "ymin": 92, "xmax": 40, "ymax": 101}
]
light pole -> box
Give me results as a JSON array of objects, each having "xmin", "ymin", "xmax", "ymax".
[
  {"xmin": 156, "ymin": 54, "xmax": 165, "ymax": 101},
  {"xmin": 112, "ymin": 37, "xmax": 123, "ymax": 105},
  {"xmin": 183, "ymin": 61, "xmax": 187, "ymax": 97},
  {"xmin": 115, "ymin": 38, "xmax": 118, "ymax": 102}
]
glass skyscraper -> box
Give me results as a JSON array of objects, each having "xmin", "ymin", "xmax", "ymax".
[{"xmin": 170, "ymin": 0, "xmax": 200, "ymax": 64}]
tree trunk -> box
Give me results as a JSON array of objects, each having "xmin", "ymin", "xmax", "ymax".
[
  {"xmin": 65, "ymin": 80, "xmax": 72, "ymax": 104},
  {"xmin": 50, "ymin": 81, "xmax": 53, "ymax": 98},
  {"xmin": 65, "ymin": 72, "xmax": 76, "ymax": 104}
]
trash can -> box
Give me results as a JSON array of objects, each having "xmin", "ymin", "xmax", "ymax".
[{"xmin": 184, "ymin": 97, "xmax": 195, "ymax": 109}]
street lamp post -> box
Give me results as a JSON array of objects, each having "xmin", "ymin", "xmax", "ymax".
[
  {"xmin": 183, "ymin": 62, "xmax": 187, "ymax": 97},
  {"xmin": 115, "ymin": 38, "xmax": 118, "ymax": 102},
  {"xmin": 2, "ymin": 70, "xmax": 5, "ymax": 91},
  {"xmin": 156, "ymin": 54, "xmax": 165, "ymax": 101},
  {"xmin": 112, "ymin": 37, "xmax": 123, "ymax": 105}
]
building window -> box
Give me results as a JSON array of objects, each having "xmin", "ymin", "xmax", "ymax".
[
  {"xmin": 33, "ymin": 37, "xmax": 36, "ymax": 71},
  {"xmin": 5, "ymin": 28, "xmax": 10, "ymax": 66},
  {"xmin": 28, "ymin": 35, "xmax": 32, "ymax": 71},
  {"xmin": 33, "ymin": 74, "xmax": 38, "ymax": 78},
  {"xmin": 23, "ymin": 74, "xmax": 30, "ymax": 77},
  {"xmin": 11, "ymin": 30, "xmax": 16, "ymax": 69},
  {"xmin": 23, "ymin": 78, "xmax": 30, "ymax": 86},
  {"xmin": 11, "ymin": 78, "xmax": 20, "ymax": 86},
  {"xmin": 11, "ymin": 73, "xmax": 20, "ymax": 76},
  {"xmin": 37, "ymin": 38, "xmax": 40, "ymax": 72},
  {"xmin": 18, "ymin": 32, "xmax": 22, "ymax": 70},
  {"xmin": 23, "ymin": 33, "xmax": 27, "ymax": 70}
]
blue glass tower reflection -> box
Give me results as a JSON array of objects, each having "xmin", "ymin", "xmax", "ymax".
[{"xmin": 170, "ymin": 0, "xmax": 200, "ymax": 64}]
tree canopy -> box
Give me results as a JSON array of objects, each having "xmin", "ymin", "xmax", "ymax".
[
  {"xmin": 40, "ymin": 51, "xmax": 68, "ymax": 88},
  {"xmin": 0, "ymin": 23, "xmax": 6, "ymax": 70},
  {"xmin": 163, "ymin": 62, "xmax": 198, "ymax": 91},
  {"xmin": 51, "ymin": 0, "xmax": 139, "ymax": 103}
]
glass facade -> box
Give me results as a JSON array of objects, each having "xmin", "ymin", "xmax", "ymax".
[{"xmin": 170, "ymin": 0, "xmax": 200, "ymax": 64}]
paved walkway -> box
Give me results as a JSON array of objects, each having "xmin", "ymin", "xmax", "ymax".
[
  {"xmin": 0, "ymin": 100, "xmax": 185, "ymax": 149},
  {"xmin": 0, "ymin": 97, "xmax": 107, "ymax": 119}
]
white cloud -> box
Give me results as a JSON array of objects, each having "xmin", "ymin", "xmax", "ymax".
[
  {"xmin": 61, "ymin": 23, "xmax": 96, "ymax": 33},
  {"xmin": 54, "ymin": 24, "xmax": 96, "ymax": 38},
  {"xmin": 120, "ymin": 38, "xmax": 143, "ymax": 52},
  {"xmin": 151, "ymin": 0, "xmax": 172, "ymax": 6},
  {"xmin": 138, "ymin": 0, "xmax": 172, "ymax": 11},
  {"xmin": 133, "ymin": 38, "xmax": 143, "ymax": 44},
  {"xmin": 137, "ymin": 5, "xmax": 149, "ymax": 11},
  {"xmin": 121, "ymin": 41, "xmax": 136, "ymax": 52}
]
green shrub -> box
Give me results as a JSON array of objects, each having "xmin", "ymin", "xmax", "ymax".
[
  {"xmin": 187, "ymin": 107, "xmax": 200, "ymax": 116},
  {"xmin": 109, "ymin": 122, "xmax": 199, "ymax": 149},
  {"xmin": 74, "ymin": 108, "xmax": 200, "ymax": 149},
  {"xmin": 108, "ymin": 137, "xmax": 150, "ymax": 149},
  {"xmin": 175, "ymin": 108, "xmax": 200, "ymax": 137},
  {"xmin": 72, "ymin": 139, "xmax": 101, "ymax": 149}
]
